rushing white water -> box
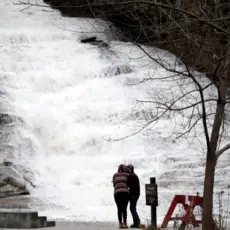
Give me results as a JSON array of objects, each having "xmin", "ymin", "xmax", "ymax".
[{"xmin": 1, "ymin": 0, "xmax": 230, "ymax": 225}]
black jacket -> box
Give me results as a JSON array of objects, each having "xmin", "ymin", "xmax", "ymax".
[{"xmin": 127, "ymin": 173, "xmax": 140, "ymax": 196}]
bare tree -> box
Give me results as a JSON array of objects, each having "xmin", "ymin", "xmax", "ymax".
[
  {"xmin": 15, "ymin": 0, "xmax": 230, "ymax": 229},
  {"xmin": 125, "ymin": 46, "xmax": 230, "ymax": 230},
  {"xmin": 103, "ymin": 2, "xmax": 230, "ymax": 229}
]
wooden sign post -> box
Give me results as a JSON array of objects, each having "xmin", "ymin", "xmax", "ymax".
[{"xmin": 145, "ymin": 177, "xmax": 158, "ymax": 228}]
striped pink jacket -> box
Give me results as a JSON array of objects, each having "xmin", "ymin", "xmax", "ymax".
[{"xmin": 113, "ymin": 172, "xmax": 129, "ymax": 194}]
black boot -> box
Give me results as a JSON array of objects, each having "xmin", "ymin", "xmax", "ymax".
[{"xmin": 130, "ymin": 224, "xmax": 139, "ymax": 228}]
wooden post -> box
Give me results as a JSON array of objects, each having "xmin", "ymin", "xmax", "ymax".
[
  {"xmin": 150, "ymin": 177, "xmax": 157, "ymax": 228},
  {"xmin": 145, "ymin": 177, "xmax": 158, "ymax": 228}
]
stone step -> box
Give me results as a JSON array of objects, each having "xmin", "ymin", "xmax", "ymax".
[
  {"xmin": 0, "ymin": 203, "xmax": 29, "ymax": 209},
  {"xmin": 0, "ymin": 211, "xmax": 38, "ymax": 228},
  {"xmin": 37, "ymin": 216, "xmax": 47, "ymax": 228},
  {"xmin": 0, "ymin": 211, "xmax": 55, "ymax": 228},
  {"xmin": 46, "ymin": 221, "xmax": 56, "ymax": 227}
]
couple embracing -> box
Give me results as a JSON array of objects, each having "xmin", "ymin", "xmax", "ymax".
[{"xmin": 113, "ymin": 164, "xmax": 141, "ymax": 229}]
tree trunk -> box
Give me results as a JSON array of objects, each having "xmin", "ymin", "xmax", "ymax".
[
  {"xmin": 202, "ymin": 153, "xmax": 216, "ymax": 230},
  {"xmin": 202, "ymin": 85, "xmax": 226, "ymax": 230}
]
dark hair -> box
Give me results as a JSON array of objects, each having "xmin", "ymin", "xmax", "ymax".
[
  {"xmin": 127, "ymin": 164, "xmax": 134, "ymax": 173},
  {"xmin": 118, "ymin": 164, "xmax": 127, "ymax": 173}
]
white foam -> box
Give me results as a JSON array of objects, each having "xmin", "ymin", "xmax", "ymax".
[{"xmin": 0, "ymin": 0, "xmax": 229, "ymax": 225}]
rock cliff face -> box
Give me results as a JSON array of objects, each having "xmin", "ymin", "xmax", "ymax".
[
  {"xmin": 0, "ymin": 159, "xmax": 31, "ymax": 197},
  {"xmin": 43, "ymin": 0, "xmax": 230, "ymax": 79}
]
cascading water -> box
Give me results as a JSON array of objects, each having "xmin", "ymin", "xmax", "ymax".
[{"xmin": 1, "ymin": 0, "xmax": 229, "ymax": 224}]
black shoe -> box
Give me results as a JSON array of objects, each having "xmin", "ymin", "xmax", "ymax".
[{"xmin": 130, "ymin": 224, "xmax": 139, "ymax": 228}]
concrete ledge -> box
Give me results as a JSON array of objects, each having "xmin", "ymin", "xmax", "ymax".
[
  {"xmin": 0, "ymin": 211, "xmax": 55, "ymax": 228},
  {"xmin": 37, "ymin": 216, "xmax": 47, "ymax": 228},
  {"xmin": 47, "ymin": 221, "xmax": 56, "ymax": 227},
  {"xmin": 0, "ymin": 203, "xmax": 29, "ymax": 209},
  {"xmin": 0, "ymin": 190, "xmax": 30, "ymax": 198}
]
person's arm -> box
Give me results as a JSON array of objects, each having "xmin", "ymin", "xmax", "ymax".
[
  {"xmin": 136, "ymin": 175, "xmax": 140, "ymax": 186},
  {"xmin": 127, "ymin": 174, "xmax": 131, "ymax": 188},
  {"xmin": 136, "ymin": 175, "xmax": 140, "ymax": 194}
]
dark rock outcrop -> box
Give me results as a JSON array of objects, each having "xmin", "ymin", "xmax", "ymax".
[
  {"xmin": 43, "ymin": 0, "xmax": 230, "ymax": 80},
  {"xmin": 0, "ymin": 114, "xmax": 14, "ymax": 125},
  {"xmin": 81, "ymin": 36, "xmax": 109, "ymax": 48},
  {"xmin": 0, "ymin": 159, "xmax": 32, "ymax": 197},
  {"xmin": 0, "ymin": 113, "xmax": 24, "ymax": 126},
  {"xmin": 81, "ymin": 36, "xmax": 97, "ymax": 43}
]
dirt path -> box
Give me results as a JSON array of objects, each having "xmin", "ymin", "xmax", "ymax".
[{"xmin": 1, "ymin": 221, "xmax": 118, "ymax": 230}]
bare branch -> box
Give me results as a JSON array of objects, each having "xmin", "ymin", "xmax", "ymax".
[
  {"xmin": 103, "ymin": 107, "xmax": 169, "ymax": 142},
  {"xmin": 14, "ymin": 0, "xmax": 49, "ymax": 7},
  {"xmin": 216, "ymin": 144, "xmax": 230, "ymax": 159},
  {"xmin": 101, "ymin": 0, "xmax": 230, "ymax": 37}
]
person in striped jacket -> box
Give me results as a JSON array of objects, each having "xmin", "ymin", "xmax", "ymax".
[{"xmin": 113, "ymin": 164, "xmax": 129, "ymax": 228}]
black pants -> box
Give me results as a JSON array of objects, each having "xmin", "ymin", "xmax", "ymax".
[
  {"xmin": 130, "ymin": 195, "xmax": 140, "ymax": 226},
  {"xmin": 114, "ymin": 192, "xmax": 129, "ymax": 223}
]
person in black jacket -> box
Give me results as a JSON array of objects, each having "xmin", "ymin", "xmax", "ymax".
[{"xmin": 127, "ymin": 164, "xmax": 141, "ymax": 228}]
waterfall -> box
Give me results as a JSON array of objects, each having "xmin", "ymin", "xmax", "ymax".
[{"xmin": 1, "ymin": 0, "xmax": 229, "ymax": 224}]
